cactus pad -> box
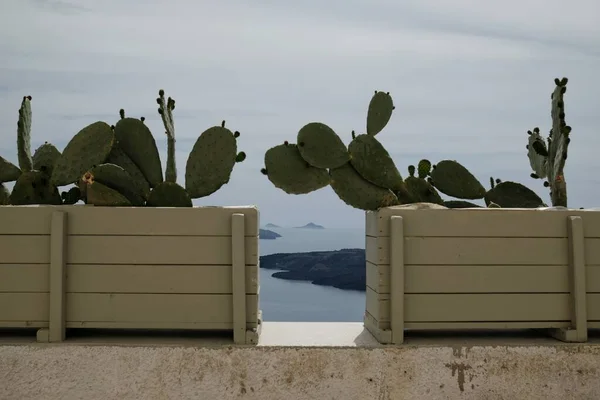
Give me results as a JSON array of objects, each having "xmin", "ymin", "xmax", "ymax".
[
  {"xmin": 0, "ymin": 183, "xmax": 9, "ymax": 205},
  {"xmin": 185, "ymin": 126, "xmax": 240, "ymax": 198},
  {"xmin": 417, "ymin": 159, "xmax": 432, "ymax": 179},
  {"xmin": 526, "ymin": 128, "xmax": 549, "ymax": 179},
  {"xmin": 9, "ymin": 171, "xmax": 61, "ymax": 205},
  {"xmin": 87, "ymin": 163, "xmax": 146, "ymax": 206},
  {"xmin": 404, "ymin": 175, "xmax": 443, "ymax": 204},
  {"xmin": 263, "ymin": 143, "xmax": 330, "ymax": 194},
  {"xmin": 484, "ymin": 181, "xmax": 546, "ymax": 208},
  {"xmin": 17, "ymin": 96, "xmax": 33, "ymax": 172},
  {"xmin": 83, "ymin": 176, "xmax": 131, "ymax": 207},
  {"xmin": 32, "ymin": 142, "xmax": 61, "ymax": 177},
  {"xmin": 0, "ymin": 156, "xmax": 21, "ymax": 183},
  {"xmin": 146, "ymin": 182, "xmax": 192, "ymax": 207},
  {"xmin": 443, "ymin": 200, "xmax": 482, "ymax": 208},
  {"xmin": 113, "ymin": 117, "xmax": 163, "ymax": 187},
  {"xmin": 329, "ymin": 162, "xmax": 399, "ymax": 210},
  {"xmin": 51, "ymin": 121, "xmax": 114, "ymax": 187},
  {"xmin": 366, "ymin": 91, "xmax": 394, "ymax": 136},
  {"xmin": 296, "ymin": 122, "xmax": 350, "ymax": 169},
  {"xmin": 106, "ymin": 145, "xmax": 151, "ymax": 199},
  {"xmin": 348, "ymin": 134, "xmax": 404, "ymax": 191},
  {"xmin": 429, "ymin": 160, "xmax": 486, "ymax": 200}
]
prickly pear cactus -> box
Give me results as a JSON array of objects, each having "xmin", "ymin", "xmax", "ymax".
[
  {"xmin": 32, "ymin": 142, "xmax": 61, "ymax": 177},
  {"xmin": 484, "ymin": 181, "xmax": 546, "ymax": 208},
  {"xmin": 404, "ymin": 165, "xmax": 443, "ymax": 204},
  {"xmin": 429, "ymin": 160, "xmax": 486, "ymax": 200},
  {"xmin": 366, "ymin": 91, "xmax": 394, "ymax": 136},
  {"xmin": 0, "ymin": 156, "xmax": 21, "ymax": 183},
  {"xmin": 106, "ymin": 145, "xmax": 151, "ymax": 199},
  {"xmin": 9, "ymin": 171, "xmax": 61, "ymax": 205},
  {"xmin": 185, "ymin": 121, "xmax": 245, "ymax": 198},
  {"xmin": 147, "ymin": 182, "xmax": 192, "ymax": 207},
  {"xmin": 0, "ymin": 184, "xmax": 9, "ymax": 205},
  {"xmin": 297, "ymin": 122, "xmax": 349, "ymax": 169},
  {"xmin": 348, "ymin": 133, "xmax": 405, "ymax": 191},
  {"xmin": 526, "ymin": 77, "xmax": 571, "ymax": 207},
  {"xmin": 113, "ymin": 113, "xmax": 163, "ymax": 188},
  {"xmin": 82, "ymin": 163, "xmax": 145, "ymax": 206},
  {"xmin": 329, "ymin": 162, "xmax": 399, "ymax": 210},
  {"xmin": 61, "ymin": 186, "xmax": 81, "ymax": 205},
  {"xmin": 51, "ymin": 121, "xmax": 114, "ymax": 187},
  {"xmin": 80, "ymin": 172, "xmax": 131, "ymax": 206},
  {"xmin": 17, "ymin": 96, "xmax": 33, "ymax": 172},
  {"xmin": 262, "ymin": 142, "xmax": 330, "ymax": 194}
]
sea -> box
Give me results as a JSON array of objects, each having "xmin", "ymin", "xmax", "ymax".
[{"xmin": 259, "ymin": 227, "xmax": 365, "ymax": 322}]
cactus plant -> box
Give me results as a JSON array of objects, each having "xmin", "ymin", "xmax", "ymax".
[
  {"xmin": 0, "ymin": 89, "xmax": 244, "ymax": 207},
  {"xmin": 297, "ymin": 122, "xmax": 350, "ymax": 169},
  {"xmin": 526, "ymin": 77, "xmax": 571, "ymax": 207},
  {"xmin": 185, "ymin": 120, "xmax": 245, "ymax": 199}
]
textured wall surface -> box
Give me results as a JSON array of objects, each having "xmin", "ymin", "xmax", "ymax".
[{"xmin": 1, "ymin": 343, "xmax": 599, "ymax": 400}]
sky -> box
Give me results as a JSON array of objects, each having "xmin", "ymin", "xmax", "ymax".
[{"xmin": 0, "ymin": 0, "xmax": 598, "ymax": 229}]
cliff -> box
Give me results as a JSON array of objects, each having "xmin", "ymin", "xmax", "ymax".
[{"xmin": 260, "ymin": 248, "xmax": 365, "ymax": 291}]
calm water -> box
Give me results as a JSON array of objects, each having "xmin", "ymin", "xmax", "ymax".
[{"xmin": 259, "ymin": 227, "xmax": 366, "ymax": 322}]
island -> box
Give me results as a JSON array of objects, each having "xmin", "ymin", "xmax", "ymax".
[
  {"xmin": 260, "ymin": 249, "xmax": 365, "ymax": 291},
  {"xmin": 259, "ymin": 229, "xmax": 282, "ymax": 240},
  {"xmin": 294, "ymin": 222, "xmax": 325, "ymax": 230},
  {"xmin": 264, "ymin": 223, "xmax": 281, "ymax": 229}
]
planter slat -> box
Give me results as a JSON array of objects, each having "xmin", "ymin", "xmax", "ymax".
[
  {"xmin": 64, "ymin": 293, "xmax": 259, "ymax": 325},
  {"xmin": 368, "ymin": 290, "xmax": 600, "ymax": 323},
  {"xmin": 0, "ymin": 205, "xmax": 259, "ymax": 236},
  {"xmin": 367, "ymin": 208, "xmax": 600, "ymax": 238},
  {"xmin": 368, "ymin": 263, "xmax": 579, "ymax": 294},
  {"xmin": 0, "ymin": 236, "xmax": 258, "ymax": 265},
  {"xmin": 364, "ymin": 207, "xmax": 600, "ymax": 344},
  {"xmin": 0, "ymin": 205, "xmax": 261, "ymax": 344}
]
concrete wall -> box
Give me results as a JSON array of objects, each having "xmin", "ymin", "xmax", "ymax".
[{"xmin": 2, "ymin": 339, "xmax": 599, "ymax": 399}]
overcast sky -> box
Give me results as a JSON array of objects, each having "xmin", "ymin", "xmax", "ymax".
[{"xmin": 1, "ymin": 0, "xmax": 598, "ymax": 228}]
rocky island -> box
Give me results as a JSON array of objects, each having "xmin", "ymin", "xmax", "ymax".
[
  {"xmin": 264, "ymin": 223, "xmax": 281, "ymax": 229},
  {"xmin": 260, "ymin": 249, "xmax": 365, "ymax": 291},
  {"xmin": 259, "ymin": 229, "xmax": 282, "ymax": 240},
  {"xmin": 295, "ymin": 222, "xmax": 325, "ymax": 229}
]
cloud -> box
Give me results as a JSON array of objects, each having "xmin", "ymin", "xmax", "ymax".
[{"xmin": 0, "ymin": 0, "xmax": 598, "ymax": 228}]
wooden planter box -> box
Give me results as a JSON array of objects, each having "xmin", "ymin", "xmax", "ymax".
[
  {"xmin": 365, "ymin": 206, "xmax": 600, "ymax": 344},
  {"xmin": 0, "ymin": 205, "xmax": 261, "ymax": 344}
]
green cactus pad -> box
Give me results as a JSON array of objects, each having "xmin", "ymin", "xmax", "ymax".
[
  {"xmin": 185, "ymin": 126, "xmax": 240, "ymax": 198},
  {"xmin": 263, "ymin": 143, "xmax": 330, "ymax": 194},
  {"xmin": 296, "ymin": 122, "xmax": 350, "ymax": 169},
  {"xmin": 526, "ymin": 129, "xmax": 549, "ymax": 179},
  {"xmin": 32, "ymin": 142, "xmax": 61, "ymax": 177},
  {"xmin": 17, "ymin": 96, "xmax": 33, "ymax": 172},
  {"xmin": 443, "ymin": 200, "xmax": 482, "ymax": 208},
  {"xmin": 113, "ymin": 117, "xmax": 163, "ymax": 187},
  {"xmin": 348, "ymin": 134, "xmax": 404, "ymax": 191},
  {"xmin": 9, "ymin": 171, "xmax": 61, "ymax": 205},
  {"xmin": 61, "ymin": 186, "xmax": 82, "ymax": 205},
  {"xmin": 404, "ymin": 176, "xmax": 443, "ymax": 204},
  {"xmin": 106, "ymin": 145, "xmax": 151, "ymax": 199},
  {"xmin": 0, "ymin": 183, "xmax": 9, "ymax": 205},
  {"xmin": 366, "ymin": 91, "xmax": 394, "ymax": 136},
  {"xmin": 329, "ymin": 162, "xmax": 399, "ymax": 210},
  {"xmin": 417, "ymin": 159, "xmax": 432, "ymax": 179},
  {"xmin": 429, "ymin": 160, "xmax": 486, "ymax": 200},
  {"xmin": 51, "ymin": 121, "xmax": 114, "ymax": 187},
  {"xmin": 0, "ymin": 156, "xmax": 21, "ymax": 183},
  {"xmin": 146, "ymin": 182, "xmax": 192, "ymax": 207},
  {"xmin": 484, "ymin": 181, "xmax": 546, "ymax": 208},
  {"xmin": 88, "ymin": 163, "xmax": 146, "ymax": 206},
  {"xmin": 85, "ymin": 181, "xmax": 132, "ymax": 207}
]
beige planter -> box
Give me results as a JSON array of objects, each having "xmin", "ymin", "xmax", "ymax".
[
  {"xmin": 0, "ymin": 205, "xmax": 261, "ymax": 344},
  {"xmin": 365, "ymin": 206, "xmax": 600, "ymax": 344}
]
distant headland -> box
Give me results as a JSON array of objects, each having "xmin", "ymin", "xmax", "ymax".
[
  {"xmin": 260, "ymin": 248, "xmax": 365, "ymax": 291},
  {"xmin": 264, "ymin": 223, "xmax": 281, "ymax": 229},
  {"xmin": 294, "ymin": 222, "xmax": 325, "ymax": 230},
  {"xmin": 259, "ymin": 229, "xmax": 282, "ymax": 240}
]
